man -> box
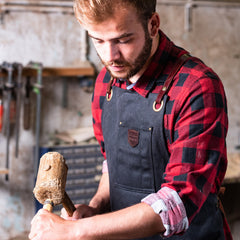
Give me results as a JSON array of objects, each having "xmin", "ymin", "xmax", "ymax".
[{"xmin": 29, "ymin": 0, "xmax": 232, "ymax": 239}]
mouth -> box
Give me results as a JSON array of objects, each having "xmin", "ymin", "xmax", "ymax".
[{"xmin": 108, "ymin": 65, "xmax": 125, "ymax": 72}]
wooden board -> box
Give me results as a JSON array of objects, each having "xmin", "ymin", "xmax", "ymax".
[
  {"xmin": 23, "ymin": 66, "xmax": 95, "ymax": 77},
  {"xmin": 54, "ymin": 127, "xmax": 95, "ymax": 144},
  {"xmin": 224, "ymin": 153, "xmax": 240, "ymax": 184},
  {"xmin": 0, "ymin": 168, "xmax": 9, "ymax": 175},
  {"xmin": 0, "ymin": 63, "xmax": 95, "ymax": 78}
]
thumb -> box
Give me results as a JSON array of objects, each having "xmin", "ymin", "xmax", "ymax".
[{"xmin": 60, "ymin": 207, "xmax": 78, "ymax": 220}]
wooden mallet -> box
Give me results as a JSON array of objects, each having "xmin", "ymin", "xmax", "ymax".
[{"xmin": 33, "ymin": 152, "xmax": 76, "ymax": 216}]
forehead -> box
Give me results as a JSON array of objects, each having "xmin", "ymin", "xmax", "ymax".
[{"xmin": 83, "ymin": 5, "xmax": 143, "ymax": 40}]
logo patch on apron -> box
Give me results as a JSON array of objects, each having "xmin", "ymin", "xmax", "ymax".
[{"xmin": 128, "ymin": 129, "xmax": 139, "ymax": 147}]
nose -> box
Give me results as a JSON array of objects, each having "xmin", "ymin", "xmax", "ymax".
[{"xmin": 102, "ymin": 42, "xmax": 121, "ymax": 63}]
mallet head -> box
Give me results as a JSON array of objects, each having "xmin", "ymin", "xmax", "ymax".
[{"xmin": 33, "ymin": 152, "xmax": 68, "ymax": 206}]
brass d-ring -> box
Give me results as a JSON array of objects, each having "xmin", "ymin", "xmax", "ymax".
[
  {"xmin": 106, "ymin": 89, "xmax": 113, "ymax": 101},
  {"xmin": 153, "ymin": 100, "xmax": 163, "ymax": 112}
]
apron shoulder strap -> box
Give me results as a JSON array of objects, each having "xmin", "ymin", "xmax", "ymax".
[
  {"xmin": 155, "ymin": 53, "xmax": 191, "ymax": 105},
  {"xmin": 155, "ymin": 53, "xmax": 192, "ymax": 170}
]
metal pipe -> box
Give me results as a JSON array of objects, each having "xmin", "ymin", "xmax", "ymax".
[
  {"xmin": 1, "ymin": 5, "xmax": 74, "ymax": 14},
  {"xmin": 0, "ymin": 0, "xmax": 74, "ymax": 14},
  {"xmin": 1, "ymin": 0, "xmax": 239, "ymax": 15},
  {"xmin": 1, "ymin": 0, "xmax": 240, "ymax": 13},
  {"xmin": 157, "ymin": 0, "xmax": 240, "ymax": 32},
  {"xmin": 2, "ymin": 0, "xmax": 73, "ymax": 7},
  {"xmin": 185, "ymin": 2, "xmax": 193, "ymax": 32},
  {"xmin": 157, "ymin": 0, "xmax": 240, "ymax": 8},
  {"xmin": 80, "ymin": 30, "xmax": 88, "ymax": 62}
]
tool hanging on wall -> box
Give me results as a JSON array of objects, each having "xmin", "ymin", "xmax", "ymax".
[
  {"xmin": 27, "ymin": 61, "xmax": 43, "ymax": 176},
  {"xmin": 23, "ymin": 76, "xmax": 32, "ymax": 130},
  {"xmin": 10, "ymin": 83, "xmax": 16, "ymax": 128},
  {"xmin": 1, "ymin": 62, "xmax": 14, "ymax": 181},
  {"xmin": 0, "ymin": 66, "xmax": 4, "ymax": 133},
  {"xmin": 0, "ymin": 86, "xmax": 3, "ymax": 133},
  {"xmin": 13, "ymin": 62, "xmax": 23, "ymax": 158}
]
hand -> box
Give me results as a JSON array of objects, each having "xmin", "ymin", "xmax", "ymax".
[
  {"xmin": 29, "ymin": 209, "xmax": 72, "ymax": 240},
  {"xmin": 61, "ymin": 204, "xmax": 98, "ymax": 220}
]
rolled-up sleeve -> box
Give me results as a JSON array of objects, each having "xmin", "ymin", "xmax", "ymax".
[{"xmin": 142, "ymin": 187, "xmax": 189, "ymax": 237}]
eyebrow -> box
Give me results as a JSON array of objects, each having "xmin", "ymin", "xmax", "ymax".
[{"xmin": 88, "ymin": 32, "xmax": 134, "ymax": 42}]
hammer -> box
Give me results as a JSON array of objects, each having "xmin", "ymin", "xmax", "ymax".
[{"xmin": 33, "ymin": 152, "xmax": 76, "ymax": 216}]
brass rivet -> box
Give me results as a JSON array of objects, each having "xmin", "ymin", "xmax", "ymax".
[
  {"xmin": 153, "ymin": 100, "xmax": 164, "ymax": 112},
  {"xmin": 106, "ymin": 89, "xmax": 113, "ymax": 101},
  {"xmin": 162, "ymin": 86, "xmax": 167, "ymax": 92}
]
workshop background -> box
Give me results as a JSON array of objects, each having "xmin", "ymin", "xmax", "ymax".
[{"xmin": 0, "ymin": 0, "xmax": 239, "ymax": 239}]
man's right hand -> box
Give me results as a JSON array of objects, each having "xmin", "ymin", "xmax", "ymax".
[
  {"xmin": 61, "ymin": 173, "xmax": 110, "ymax": 221},
  {"xmin": 61, "ymin": 204, "xmax": 98, "ymax": 220}
]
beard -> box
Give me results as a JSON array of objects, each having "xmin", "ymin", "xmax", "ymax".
[{"xmin": 100, "ymin": 32, "xmax": 153, "ymax": 79}]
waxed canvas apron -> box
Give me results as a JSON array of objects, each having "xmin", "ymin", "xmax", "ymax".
[{"xmin": 101, "ymin": 58, "xmax": 225, "ymax": 239}]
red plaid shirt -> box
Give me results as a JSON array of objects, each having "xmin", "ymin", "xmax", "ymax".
[{"xmin": 92, "ymin": 30, "xmax": 229, "ymax": 236}]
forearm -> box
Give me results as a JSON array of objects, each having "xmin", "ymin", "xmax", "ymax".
[
  {"xmin": 73, "ymin": 202, "xmax": 165, "ymax": 240},
  {"xmin": 89, "ymin": 172, "xmax": 110, "ymax": 214},
  {"xmin": 72, "ymin": 171, "xmax": 165, "ymax": 239}
]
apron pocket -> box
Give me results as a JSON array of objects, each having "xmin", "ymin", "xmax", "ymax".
[{"xmin": 115, "ymin": 122, "xmax": 155, "ymax": 191}]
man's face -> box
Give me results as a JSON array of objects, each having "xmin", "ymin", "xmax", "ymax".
[{"xmin": 83, "ymin": 5, "xmax": 153, "ymax": 80}]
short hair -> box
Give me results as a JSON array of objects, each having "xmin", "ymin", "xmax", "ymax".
[{"xmin": 74, "ymin": 0, "xmax": 156, "ymax": 26}]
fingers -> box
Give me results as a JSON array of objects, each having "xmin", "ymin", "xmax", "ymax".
[
  {"xmin": 29, "ymin": 231, "xmax": 41, "ymax": 240},
  {"xmin": 29, "ymin": 209, "xmax": 65, "ymax": 240},
  {"xmin": 60, "ymin": 207, "xmax": 68, "ymax": 219},
  {"xmin": 60, "ymin": 207, "xmax": 77, "ymax": 220},
  {"xmin": 60, "ymin": 204, "xmax": 96, "ymax": 220},
  {"xmin": 29, "ymin": 209, "xmax": 56, "ymax": 239},
  {"xmin": 31, "ymin": 209, "xmax": 44, "ymax": 225},
  {"xmin": 29, "ymin": 211, "xmax": 43, "ymax": 240}
]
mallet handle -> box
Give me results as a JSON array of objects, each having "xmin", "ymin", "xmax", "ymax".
[
  {"xmin": 62, "ymin": 192, "xmax": 76, "ymax": 217},
  {"xmin": 43, "ymin": 199, "xmax": 54, "ymax": 212}
]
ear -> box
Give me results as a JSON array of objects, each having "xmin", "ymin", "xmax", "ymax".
[{"xmin": 148, "ymin": 13, "xmax": 160, "ymax": 38}]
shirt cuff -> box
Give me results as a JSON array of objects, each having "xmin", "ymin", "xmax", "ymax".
[
  {"xmin": 102, "ymin": 160, "xmax": 108, "ymax": 173},
  {"xmin": 141, "ymin": 187, "xmax": 189, "ymax": 238}
]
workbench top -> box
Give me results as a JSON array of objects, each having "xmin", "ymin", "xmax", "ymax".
[{"xmin": 224, "ymin": 152, "xmax": 240, "ymax": 184}]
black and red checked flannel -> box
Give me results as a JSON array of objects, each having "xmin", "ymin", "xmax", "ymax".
[{"xmin": 91, "ymin": 30, "xmax": 229, "ymax": 233}]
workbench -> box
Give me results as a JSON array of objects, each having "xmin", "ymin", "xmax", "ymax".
[{"xmin": 224, "ymin": 152, "xmax": 240, "ymax": 184}]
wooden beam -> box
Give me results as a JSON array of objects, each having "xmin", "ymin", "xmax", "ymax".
[
  {"xmin": 0, "ymin": 65, "xmax": 95, "ymax": 78},
  {"xmin": 0, "ymin": 168, "xmax": 9, "ymax": 175},
  {"xmin": 24, "ymin": 66, "xmax": 95, "ymax": 77}
]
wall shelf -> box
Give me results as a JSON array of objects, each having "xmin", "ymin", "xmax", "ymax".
[
  {"xmin": 0, "ymin": 63, "xmax": 95, "ymax": 78},
  {"xmin": 0, "ymin": 168, "xmax": 9, "ymax": 175}
]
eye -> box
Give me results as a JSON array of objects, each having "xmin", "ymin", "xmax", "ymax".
[
  {"xmin": 118, "ymin": 37, "xmax": 132, "ymax": 44},
  {"xmin": 93, "ymin": 39, "xmax": 104, "ymax": 45}
]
